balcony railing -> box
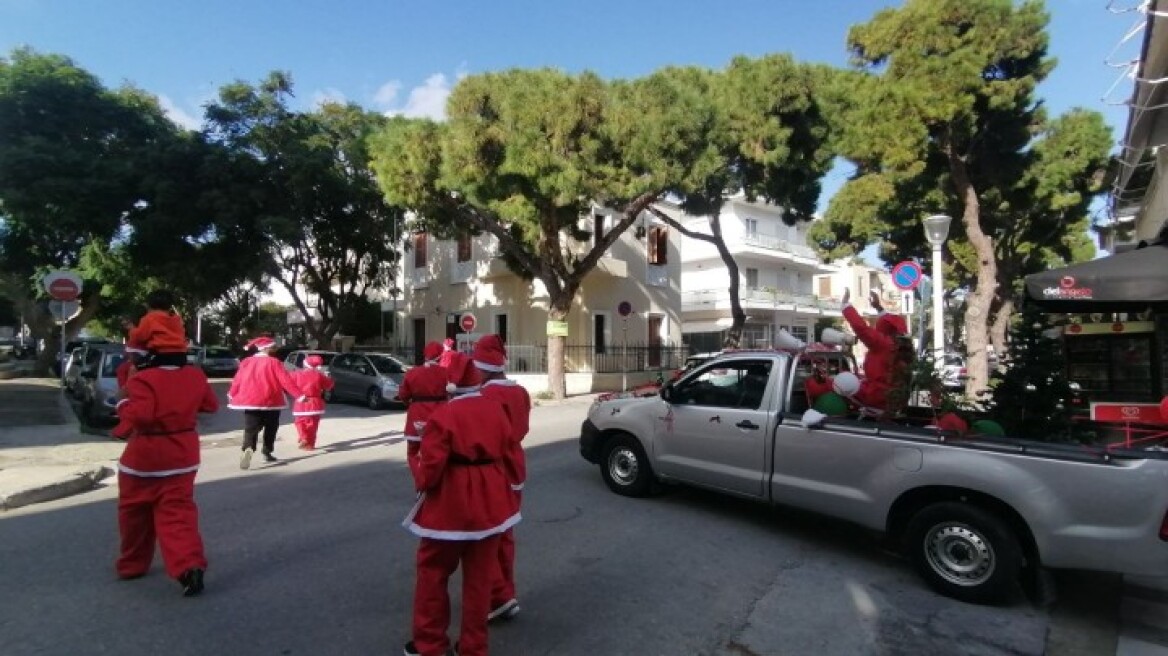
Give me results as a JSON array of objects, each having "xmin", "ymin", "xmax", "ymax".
[
  {"xmin": 741, "ymin": 233, "xmax": 818, "ymax": 259},
  {"xmin": 682, "ymin": 288, "xmax": 842, "ymax": 312}
]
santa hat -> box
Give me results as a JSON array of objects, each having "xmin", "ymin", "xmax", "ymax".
[
  {"xmin": 246, "ymin": 334, "xmax": 277, "ymax": 351},
  {"xmin": 124, "ymin": 333, "xmax": 149, "ymax": 355},
  {"xmin": 422, "ymin": 341, "xmax": 444, "ymax": 362},
  {"xmin": 305, "ymin": 354, "xmax": 324, "ymax": 368},
  {"xmin": 875, "ymin": 312, "xmax": 907, "ymax": 337},
  {"xmin": 445, "ymin": 351, "xmax": 481, "ymax": 394},
  {"xmin": 472, "ymin": 334, "xmax": 507, "ymax": 372}
]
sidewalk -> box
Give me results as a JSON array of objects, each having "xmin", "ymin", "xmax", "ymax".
[
  {"xmin": 0, "ymin": 379, "xmax": 119, "ymax": 510},
  {"xmin": 1118, "ymin": 575, "xmax": 1168, "ymax": 655}
]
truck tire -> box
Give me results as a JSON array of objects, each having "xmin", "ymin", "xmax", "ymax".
[
  {"xmin": 600, "ymin": 434, "xmax": 654, "ymax": 497},
  {"xmin": 905, "ymin": 502, "xmax": 1023, "ymax": 604}
]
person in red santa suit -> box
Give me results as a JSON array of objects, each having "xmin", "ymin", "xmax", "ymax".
[
  {"xmin": 839, "ymin": 287, "xmax": 910, "ymax": 417},
  {"xmin": 402, "ymin": 358, "xmax": 521, "ymax": 656},
  {"xmin": 437, "ymin": 338, "xmax": 458, "ymax": 370},
  {"xmin": 471, "ymin": 334, "xmax": 531, "ymax": 623},
  {"xmin": 111, "ymin": 333, "xmax": 151, "ymax": 440},
  {"xmin": 290, "ymin": 354, "xmax": 334, "ymax": 451},
  {"xmin": 227, "ymin": 335, "xmax": 305, "ymax": 469},
  {"xmin": 112, "ymin": 319, "xmax": 219, "ymax": 596},
  {"xmin": 398, "ymin": 341, "xmax": 450, "ymax": 473},
  {"xmin": 444, "ymin": 349, "xmax": 481, "ymax": 397}
]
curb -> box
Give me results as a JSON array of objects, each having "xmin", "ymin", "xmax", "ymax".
[{"xmin": 0, "ymin": 465, "xmax": 114, "ymax": 511}]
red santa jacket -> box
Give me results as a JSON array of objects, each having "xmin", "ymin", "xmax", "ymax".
[
  {"xmin": 405, "ymin": 391, "xmax": 521, "ymax": 540},
  {"xmin": 228, "ymin": 354, "xmax": 303, "ymax": 410},
  {"xmin": 115, "ymin": 365, "xmax": 219, "ymax": 477},
  {"xmin": 398, "ymin": 362, "xmax": 450, "ymax": 461},
  {"xmin": 479, "ymin": 378, "xmax": 531, "ymax": 491},
  {"xmin": 291, "ymin": 369, "xmax": 334, "ymax": 416},
  {"xmin": 842, "ymin": 305, "xmax": 896, "ymax": 410},
  {"xmin": 128, "ymin": 310, "xmax": 187, "ymax": 353}
]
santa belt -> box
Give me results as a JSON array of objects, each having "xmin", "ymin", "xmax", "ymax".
[
  {"xmin": 136, "ymin": 427, "xmax": 197, "ymax": 437},
  {"xmin": 408, "ymin": 395, "xmax": 448, "ymax": 402},
  {"xmin": 448, "ymin": 454, "xmax": 495, "ymax": 466}
]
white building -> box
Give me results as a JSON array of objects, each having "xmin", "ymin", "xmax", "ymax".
[{"xmin": 671, "ymin": 196, "xmax": 839, "ymax": 352}]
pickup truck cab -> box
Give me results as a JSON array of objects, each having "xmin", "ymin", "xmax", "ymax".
[{"xmin": 580, "ymin": 350, "xmax": 1168, "ymax": 603}]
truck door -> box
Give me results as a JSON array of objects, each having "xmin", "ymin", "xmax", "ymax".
[{"xmin": 654, "ymin": 358, "xmax": 773, "ymax": 497}]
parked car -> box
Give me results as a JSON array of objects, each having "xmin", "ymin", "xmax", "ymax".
[
  {"xmin": 284, "ymin": 349, "xmax": 339, "ymax": 373},
  {"xmin": 325, "ymin": 352, "xmax": 407, "ymax": 409},
  {"xmin": 579, "ymin": 350, "xmax": 1168, "ymax": 604},
  {"xmin": 198, "ymin": 346, "xmax": 240, "ymax": 378},
  {"xmin": 73, "ymin": 343, "xmax": 125, "ymax": 425},
  {"xmin": 940, "ymin": 353, "xmax": 967, "ymax": 389},
  {"xmin": 61, "ymin": 346, "xmax": 88, "ymax": 395},
  {"xmin": 54, "ymin": 338, "xmax": 109, "ymax": 376}
]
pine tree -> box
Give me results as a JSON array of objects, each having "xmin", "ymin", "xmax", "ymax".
[{"xmin": 989, "ymin": 307, "xmax": 1075, "ymax": 441}]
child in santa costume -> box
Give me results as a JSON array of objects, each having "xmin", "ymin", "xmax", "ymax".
[
  {"xmin": 127, "ymin": 289, "xmax": 189, "ymax": 355},
  {"xmin": 402, "ymin": 358, "xmax": 521, "ymax": 656},
  {"xmin": 437, "ymin": 338, "xmax": 457, "ymax": 370},
  {"xmin": 112, "ymin": 316, "xmax": 219, "ymax": 596},
  {"xmin": 290, "ymin": 354, "xmax": 334, "ymax": 451},
  {"xmin": 227, "ymin": 335, "xmax": 305, "ymax": 469},
  {"xmin": 398, "ymin": 341, "xmax": 450, "ymax": 472},
  {"xmin": 472, "ymin": 334, "xmax": 531, "ymax": 623}
]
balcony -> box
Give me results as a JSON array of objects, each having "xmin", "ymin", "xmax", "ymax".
[
  {"xmin": 682, "ymin": 288, "xmax": 842, "ymax": 314},
  {"xmin": 740, "ymin": 233, "xmax": 819, "ymax": 260}
]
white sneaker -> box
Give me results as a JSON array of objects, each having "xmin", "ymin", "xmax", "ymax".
[
  {"xmin": 240, "ymin": 448, "xmax": 254, "ymax": 470},
  {"xmin": 488, "ymin": 598, "xmax": 520, "ymax": 622}
]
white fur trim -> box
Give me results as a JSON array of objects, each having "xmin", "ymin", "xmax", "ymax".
[
  {"xmin": 482, "ymin": 379, "xmax": 519, "ymax": 388},
  {"xmin": 117, "ymin": 463, "xmax": 200, "ymax": 477},
  {"xmin": 450, "ymin": 391, "xmax": 483, "ymax": 401},
  {"xmin": 511, "ymin": 482, "xmax": 524, "ymax": 491},
  {"xmin": 125, "ymin": 347, "xmax": 147, "ymax": 355},
  {"xmin": 451, "ymin": 387, "xmax": 480, "ymax": 396},
  {"xmin": 292, "ymin": 410, "xmax": 325, "ymax": 416},
  {"xmin": 227, "ymin": 403, "xmax": 288, "ymax": 410},
  {"xmin": 445, "ymin": 382, "xmax": 457, "ymax": 394},
  {"xmin": 404, "ymin": 435, "xmax": 422, "ymax": 443},
  {"xmin": 473, "ymin": 359, "xmax": 506, "ymax": 372},
  {"xmin": 115, "ymin": 398, "xmax": 130, "ymax": 408},
  {"xmin": 407, "ymin": 511, "xmax": 522, "ymax": 541}
]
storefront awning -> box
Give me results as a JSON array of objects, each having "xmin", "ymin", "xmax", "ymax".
[{"xmin": 1023, "ymin": 242, "xmax": 1168, "ymax": 313}]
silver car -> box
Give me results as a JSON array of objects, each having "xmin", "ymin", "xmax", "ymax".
[
  {"xmin": 199, "ymin": 346, "xmax": 240, "ymax": 378},
  {"xmin": 74, "ymin": 344, "xmax": 126, "ymax": 425},
  {"xmin": 283, "ymin": 349, "xmax": 339, "ymax": 373},
  {"xmin": 325, "ymin": 352, "xmax": 408, "ymax": 410}
]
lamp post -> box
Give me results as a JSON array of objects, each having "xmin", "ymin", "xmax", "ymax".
[{"xmin": 922, "ymin": 214, "xmax": 952, "ymax": 363}]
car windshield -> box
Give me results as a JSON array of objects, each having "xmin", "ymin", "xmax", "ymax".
[
  {"xmin": 205, "ymin": 348, "xmax": 233, "ymax": 359},
  {"xmin": 368, "ymin": 355, "xmax": 404, "ymax": 374},
  {"xmin": 102, "ymin": 353, "xmax": 124, "ymax": 378}
]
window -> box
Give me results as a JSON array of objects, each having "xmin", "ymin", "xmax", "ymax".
[
  {"xmin": 456, "ymin": 233, "xmax": 472, "ymax": 263},
  {"xmin": 369, "ymin": 355, "xmax": 405, "ymax": 375},
  {"xmin": 788, "ymin": 325, "xmax": 809, "ymax": 343},
  {"xmin": 413, "ymin": 232, "xmax": 428, "ymax": 268},
  {"xmin": 495, "ymin": 314, "xmax": 509, "ymax": 344},
  {"xmin": 593, "ymin": 213, "xmax": 606, "ymax": 249},
  {"xmin": 671, "ymin": 360, "xmax": 773, "ymax": 410},
  {"xmin": 648, "ymin": 226, "xmax": 668, "ymax": 265},
  {"xmin": 593, "ymin": 314, "xmax": 607, "ymax": 354},
  {"xmin": 745, "ymin": 218, "xmax": 758, "ymax": 237},
  {"xmin": 330, "ymin": 354, "xmax": 353, "ymax": 371},
  {"xmin": 745, "ymin": 268, "xmax": 759, "ymax": 289},
  {"xmin": 102, "ymin": 353, "xmax": 124, "ymax": 378},
  {"xmin": 818, "ymin": 276, "xmax": 832, "ymax": 298}
]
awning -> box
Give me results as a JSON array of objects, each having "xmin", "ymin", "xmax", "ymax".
[{"xmin": 1023, "ymin": 242, "xmax": 1168, "ymax": 313}]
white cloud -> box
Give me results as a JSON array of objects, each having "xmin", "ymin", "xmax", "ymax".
[
  {"xmin": 311, "ymin": 87, "xmax": 347, "ymax": 108},
  {"xmin": 158, "ymin": 95, "xmax": 201, "ymax": 130},
  {"xmin": 372, "ymin": 69, "xmax": 468, "ymax": 121}
]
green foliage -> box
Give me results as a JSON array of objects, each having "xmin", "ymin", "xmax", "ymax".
[{"xmin": 987, "ymin": 307, "xmax": 1076, "ymax": 441}]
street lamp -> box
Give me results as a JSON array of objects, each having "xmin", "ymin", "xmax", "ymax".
[{"xmin": 922, "ymin": 214, "xmax": 952, "ymax": 363}]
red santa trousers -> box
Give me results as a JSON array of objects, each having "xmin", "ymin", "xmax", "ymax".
[
  {"xmin": 294, "ymin": 415, "xmax": 322, "ymax": 449},
  {"xmin": 116, "ymin": 471, "xmax": 206, "ymax": 579},
  {"xmin": 413, "ymin": 534, "xmax": 501, "ymax": 656},
  {"xmin": 490, "ymin": 491, "xmax": 522, "ymax": 607}
]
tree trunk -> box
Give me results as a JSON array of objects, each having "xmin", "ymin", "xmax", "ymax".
[
  {"xmin": 949, "ymin": 156, "xmax": 996, "ymax": 400},
  {"xmin": 546, "ymin": 298, "xmax": 571, "ymax": 400},
  {"xmin": 990, "ymin": 296, "xmax": 1013, "ymax": 369},
  {"xmin": 718, "ymin": 238, "xmax": 746, "ymax": 349}
]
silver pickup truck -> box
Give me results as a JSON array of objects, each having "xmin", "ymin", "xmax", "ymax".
[{"xmin": 579, "ymin": 350, "xmax": 1168, "ymax": 603}]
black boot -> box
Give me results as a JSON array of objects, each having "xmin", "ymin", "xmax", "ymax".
[{"xmin": 179, "ymin": 568, "xmax": 204, "ymax": 597}]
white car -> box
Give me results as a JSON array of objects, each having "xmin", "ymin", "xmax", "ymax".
[{"xmin": 940, "ymin": 354, "xmax": 967, "ymax": 389}]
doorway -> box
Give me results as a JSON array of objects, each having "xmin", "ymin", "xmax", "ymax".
[
  {"xmin": 412, "ymin": 318, "xmax": 426, "ymax": 365},
  {"xmin": 648, "ymin": 315, "xmax": 664, "ymax": 368}
]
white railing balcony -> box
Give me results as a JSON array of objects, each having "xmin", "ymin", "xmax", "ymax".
[
  {"xmin": 681, "ymin": 288, "xmax": 842, "ymax": 314},
  {"xmin": 741, "ymin": 233, "xmax": 819, "ymax": 259}
]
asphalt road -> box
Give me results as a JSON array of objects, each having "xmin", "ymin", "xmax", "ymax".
[{"xmin": 0, "ymin": 391, "xmax": 1098, "ymax": 656}]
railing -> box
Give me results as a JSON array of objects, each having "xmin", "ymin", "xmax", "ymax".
[
  {"xmin": 742, "ymin": 233, "xmax": 818, "ymax": 259},
  {"xmin": 352, "ymin": 342, "xmax": 689, "ymax": 373},
  {"xmin": 682, "ymin": 289, "xmax": 842, "ymax": 312}
]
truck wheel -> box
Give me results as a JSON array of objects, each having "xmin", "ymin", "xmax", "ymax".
[
  {"xmin": 600, "ymin": 434, "xmax": 654, "ymax": 497},
  {"xmin": 905, "ymin": 502, "xmax": 1023, "ymax": 604}
]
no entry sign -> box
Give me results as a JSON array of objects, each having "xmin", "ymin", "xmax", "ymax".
[
  {"xmin": 459, "ymin": 312, "xmax": 477, "ymax": 333},
  {"xmin": 891, "ymin": 261, "xmax": 923, "ymax": 292},
  {"xmin": 42, "ymin": 270, "xmax": 83, "ymax": 301}
]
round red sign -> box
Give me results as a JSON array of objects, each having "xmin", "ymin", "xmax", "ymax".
[
  {"xmin": 48, "ymin": 278, "xmax": 81, "ymax": 301},
  {"xmin": 459, "ymin": 313, "xmax": 477, "ymax": 333}
]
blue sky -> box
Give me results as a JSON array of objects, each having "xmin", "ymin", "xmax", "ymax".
[{"xmin": 0, "ymin": 0, "xmax": 1147, "ymax": 214}]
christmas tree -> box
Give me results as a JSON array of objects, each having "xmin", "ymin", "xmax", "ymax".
[{"xmin": 988, "ymin": 306, "xmax": 1076, "ymax": 441}]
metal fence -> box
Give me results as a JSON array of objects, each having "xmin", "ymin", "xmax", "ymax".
[{"xmin": 352, "ymin": 342, "xmax": 690, "ymax": 373}]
